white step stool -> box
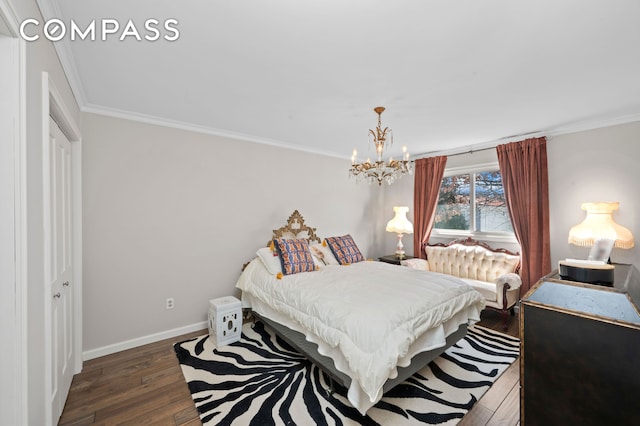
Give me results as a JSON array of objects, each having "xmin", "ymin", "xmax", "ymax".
[{"xmin": 208, "ymin": 296, "xmax": 242, "ymax": 347}]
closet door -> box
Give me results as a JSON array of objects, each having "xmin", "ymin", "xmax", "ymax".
[{"xmin": 46, "ymin": 117, "xmax": 74, "ymax": 423}]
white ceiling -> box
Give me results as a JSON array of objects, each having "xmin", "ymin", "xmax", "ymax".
[{"xmin": 40, "ymin": 0, "xmax": 640, "ymax": 159}]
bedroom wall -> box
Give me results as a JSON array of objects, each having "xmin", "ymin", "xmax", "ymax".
[
  {"xmin": 547, "ymin": 121, "xmax": 640, "ymax": 267},
  {"xmin": 80, "ymin": 112, "xmax": 640, "ymax": 359},
  {"xmin": 81, "ymin": 112, "xmax": 376, "ymax": 355},
  {"xmin": 376, "ymin": 121, "xmax": 640, "ymax": 277},
  {"xmin": 373, "ymin": 173, "xmax": 415, "ymax": 257}
]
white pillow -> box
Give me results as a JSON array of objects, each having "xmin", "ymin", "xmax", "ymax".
[
  {"xmin": 256, "ymin": 247, "xmax": 282, "ymax": 275},
  {"xmin": 401, "ymin": 258, "xmax": 430, "ymax": 271},
  {"xmin": 309, "ymin": 243, "xmax": 340, "ymax": 266}
]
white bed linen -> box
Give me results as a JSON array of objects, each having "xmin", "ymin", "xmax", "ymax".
[{"xmin": 236, "ymin": 258, "xmax": 485, "ymax": 414}]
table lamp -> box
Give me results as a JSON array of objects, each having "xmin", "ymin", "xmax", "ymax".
[
  {"xmin": 562, "ymin": 202, "xmax": 634, "ymax": 285},
  {"xmin": 386, "ymin": 206, "xmax": 414, "ymax": 259},
  {"xmin": 568, "ymin": 202, "xmax": 634, "ymax": 256}
]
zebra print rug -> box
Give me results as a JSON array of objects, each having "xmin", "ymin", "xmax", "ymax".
[{"xmin": 174, "ymin": 321, "xmax": 519, "ymax": 425}]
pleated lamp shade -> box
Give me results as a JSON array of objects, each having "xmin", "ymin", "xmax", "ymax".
[
  {"xmin": 386, "ymin": 206, "xmax": 414, "ymax": 234},
  {"xmin": 386, "ymin": 206, "xmax": 414, "ymax": 257},
  {"xmin": 568, "ymin": 202, "xmax": 634, "ymax": 249}
]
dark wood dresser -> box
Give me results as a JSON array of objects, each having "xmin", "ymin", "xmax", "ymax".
[{"xmin": 520, "ymin": 264, "xmax": 640, "ymax": 425}]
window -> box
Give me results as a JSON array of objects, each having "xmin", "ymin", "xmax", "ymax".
[{"xmin": 433, "ymin": 164, "xmax": 514, "ymax": 237}]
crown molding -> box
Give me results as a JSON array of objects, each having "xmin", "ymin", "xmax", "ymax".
[
  {"xmin": 0, "ymin": 0, "xmax": 19, "ymax": 35},
  {"xmin": 85, "ymin": 103, "xmax": 640, "ymax": 163},
  {"xmin": 36, "ymin": 0, "xmax": 88, "ymax": 106},
  {"xmin": 548, "ymin": 111, "xmax": 640, "ymax": 138},
  {"xmin": 416, "ymin": 111, "xmax": 640, "ymax": 159},
  {"xmin": 82, "ymin": 103, "xmax": 347, "ymax": 159}
]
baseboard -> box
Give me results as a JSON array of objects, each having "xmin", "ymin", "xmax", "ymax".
[{"xmin": 83, "ymin": 321, "xmax": 208, "ymax": 361}]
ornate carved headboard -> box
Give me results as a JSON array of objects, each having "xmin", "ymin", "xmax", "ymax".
[
  {"xmin": 266, "ymin": 210, "xmax": 321, "ymax": 246},
  {"xmin": 243, "ymin": 210, "xmax": 321, "ymax": 271}
]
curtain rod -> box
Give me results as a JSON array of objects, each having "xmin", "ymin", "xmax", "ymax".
[
  {"xmin": 411, "ymin": 145, "xmax": 496, "ymax": 162},
  {"xmin": 412, "ymin": 130, "xmax": 545, "ymax": 161},
  {"xmin": 444, "ymin": 146, "xmax": 496, "ymax": 157}
]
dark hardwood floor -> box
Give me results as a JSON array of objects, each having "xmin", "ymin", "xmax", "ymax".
[
  {"xmin": 460, "ymin": 309, "xmax": 520, "ymax": 426},
  {"xmin": 59, "ymin": 330, "xmax": 204, "ymax": 426},
  {"xmin": 60, "ymin": 310, "xmax": 520, "ymax": 425}
]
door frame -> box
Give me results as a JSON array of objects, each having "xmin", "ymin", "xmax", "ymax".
[
  {"xmin": 42, "ymin": 73, "xmax": 83, "ymax": 425},
  {"xmin": 0, "ymin": 1, "xmax": 26, "ymax": 424}
]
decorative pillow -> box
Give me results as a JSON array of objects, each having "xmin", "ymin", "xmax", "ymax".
[
  {"xmin": 256, "ymin": 246, "xmax": 282, "ymax": 275},
  {"xmin": 273, "ymin": 238, "xmax": 317, "ymax": 275},
  {"xmin": 309, "ymin": 243, "xmax": 340, "ymax": 266},
  {"xmin": 401, "ymin": 258, "xmax": 430, "ymax": 271},
  {"xmin": 325, "ymin": 235, "xmax": 365, "ymax": 265}
]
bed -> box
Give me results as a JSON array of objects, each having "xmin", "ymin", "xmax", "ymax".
[{"xmin": 235, "ymin": 210, "xmax": 485, "ymax": 415}]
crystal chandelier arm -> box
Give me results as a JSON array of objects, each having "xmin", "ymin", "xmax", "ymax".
[{"xmin": 349, "ymin": 106, "xmax": 410, "ymax": 186}]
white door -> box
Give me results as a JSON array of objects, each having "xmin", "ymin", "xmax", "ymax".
[{"xmin": 46, "ymin": 117, "xmax": 74, "ymax": 423}]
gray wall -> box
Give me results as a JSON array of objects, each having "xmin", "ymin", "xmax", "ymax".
[
  {"xmin": 81, "ymin": 112, "xmax": 376, "ymax": 353},
  {"xmin": 547, "ymin": 122, "xmax": 640, "ymax": 267}
]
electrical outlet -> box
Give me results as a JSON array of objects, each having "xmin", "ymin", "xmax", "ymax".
[{"xmin": 166, "ymin": 298, "xmax": 174, "ymax": 310}]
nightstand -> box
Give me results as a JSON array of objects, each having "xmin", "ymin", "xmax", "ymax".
[
  {"xmin": 551, "ymin": 263, "xmax": 631, "ymax": 289},
  {"xmin": 378, "ymin": 255, "xmax": 414, "ymax": 265}
]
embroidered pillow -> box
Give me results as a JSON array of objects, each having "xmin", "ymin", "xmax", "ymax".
[
  {"xmin": 273, "ymin": 238, "xmax": 317, "ymax": 275},
  {"xmin": 325, "ymin": 235, "xmax": 365, "ymax": 265}
]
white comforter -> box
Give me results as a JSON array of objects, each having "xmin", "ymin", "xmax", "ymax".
[{"xmin": 236, "ymin": 259, "xmax": 485, "ymax": 414}]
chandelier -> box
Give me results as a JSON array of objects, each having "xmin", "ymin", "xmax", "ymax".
[{"xmin": 349, "ymin": 106, "xmax": 412, "ymax": 186}]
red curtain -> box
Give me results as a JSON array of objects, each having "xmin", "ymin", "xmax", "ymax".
[
  {"xmin": 496, "ymin": 137, "xmax": 551, "ymax": 294},
  {"xmin": 413, "ymin": 156, "xmax": 447, "ymax": 259}
]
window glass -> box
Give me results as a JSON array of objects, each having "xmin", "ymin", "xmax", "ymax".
[
  {"xmin": 434, "ymin": 174, "xmax": 471, "ymax": 230},
  {"xmin": 434, "ymin": 169, "xmax": 514, "ymax": 234},
  {"xmin": 475, "ymin": 171, "xmax": 513, "ymax": 233}
]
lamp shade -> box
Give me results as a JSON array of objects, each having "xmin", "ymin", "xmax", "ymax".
[
  {"xmin": 386, "ymin": 206, "xmax": 414, "ymax": 234},
  {"xmin": 568, "ymin": 202, "xmax": 634, "ymax": 249}
]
